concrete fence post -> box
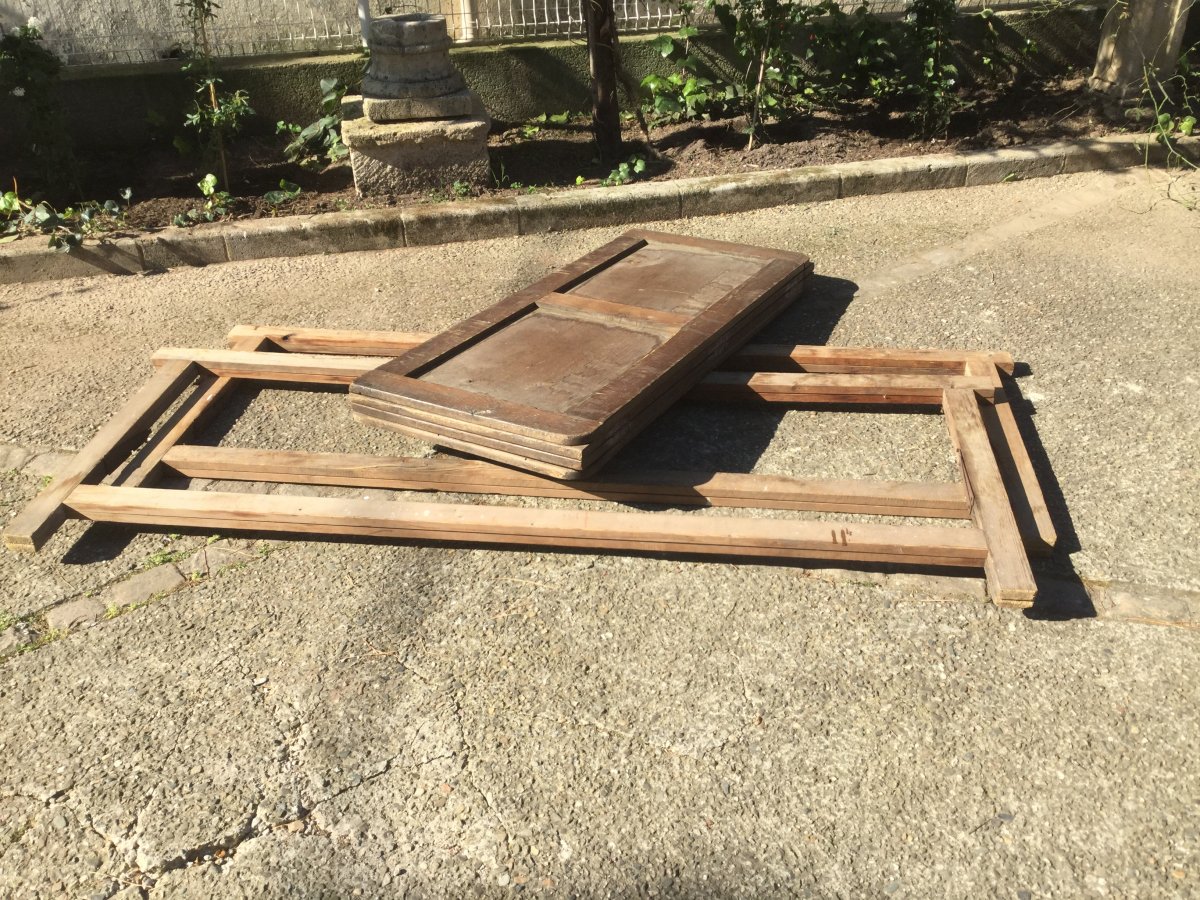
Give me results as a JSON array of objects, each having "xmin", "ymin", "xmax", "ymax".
[{"xmin": 1089, "ymin": 0, "xmax": 1196, "ymax": 101}]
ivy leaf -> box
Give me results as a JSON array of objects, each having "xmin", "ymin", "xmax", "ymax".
[
  {"xmin": 264, "ymin": 179, "xmax": 302, "ymax": 205},
  {"xmin": 649, "ymin": 34, "xmax": 675, "ymax": 58},
  {"xmin": 655, "ymin": 95, "xmax": 682, "ymax": 115}
]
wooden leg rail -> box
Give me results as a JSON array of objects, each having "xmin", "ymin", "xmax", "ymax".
[{"xmin": 3, "ymin": 361, "xmax": 198, "ymax": 553}]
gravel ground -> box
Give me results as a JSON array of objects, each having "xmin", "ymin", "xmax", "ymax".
[{"xmin": 1, "ymin": 168, "xmax": 1198, "ymax": 898}]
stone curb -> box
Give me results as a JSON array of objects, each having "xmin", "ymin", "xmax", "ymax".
[{"xmin": 0, "ymin": 134, "xmax": 1189, "ymax": 286}]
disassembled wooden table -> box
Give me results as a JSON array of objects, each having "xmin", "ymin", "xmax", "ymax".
[{"xmin": 3, "ymin": 324, "xmax": 1055, "ymax": 608}]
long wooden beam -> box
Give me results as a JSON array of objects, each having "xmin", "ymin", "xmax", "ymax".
[
  {"xmin": 151, "ymin": 348, "xmax": 996, "ymax": 403},
  {"xmin": 64, "ymin": 485, "xmax": 989, "ymax": 569},
  {"xmin": 3, "ymin": 361, "xmax": 198, "ymax": 552},
  {"xmin": 225, "ymin": 324, "xmax": 1017, "ymax": 375},
  {"xmin": 979, "ymin": 396, "xmax": 1057, "ymax": 557},
  {"xmin": 943, "ymin": 389, "xmax": 1037, "ymax": 607},
  {"xmin": 162, "ymin": 445, "xmax": 972, "ymax": 518}
]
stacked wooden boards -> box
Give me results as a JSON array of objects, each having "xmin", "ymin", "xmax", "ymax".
[
  {"xmin": 350, "ymin": 229, "xmax": 814, "ymax": 478},
  {"xmin": 2, "ymin": 324, "xmax": 1056, "ymax": 607}
]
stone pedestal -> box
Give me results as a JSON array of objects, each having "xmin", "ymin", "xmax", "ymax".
[
  {"xmin": 342, "ymin": 96, "xmax": 491, "ymax": 196},
  {"xmin": 343, "ymin": 13, "xmax": 491, "ymax": 197}
]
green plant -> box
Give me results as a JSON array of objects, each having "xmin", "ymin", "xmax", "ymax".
[
  {"xmin": 809, "ymin": 2, "xmax": 904, "ymax": 106},
  {"xmin": 519, "ymin": 110, "xmax": 571, "ymax": 138},
  {"xmin": 1142, "ymin": 47, "xmax": 1199, "ymax": 208},
  {"xmin": 641, "ymin": 26, "xmax": 731, "ymax": 125},
  {"xmin": 451, "ymin": 180, "xmax": 472, "ymax": 199},
  {"xmin": 184, "ymin": 78, "xmax": 253, "ymax": 171},
  {"xmin": 177, "ymin": 0, "xmax": 254, "ymax": 188},
  {"xmin": 1, "ymin": 184, "xmax": 131, "ymax": 250},
  {"xmin": 278, "ymin": 78, "xmax": 349, "ymax": 169},
  {"xmin": 903, "ymin": 0, "xmax": 963, "ymax": 137},
  {"xmin": 173, "ymin": 173, "xmax": 233, "ymax": 226},
  {"xmin": 1145, "ymin": 46, "xmax": 1199, "ymax": 170},
  {"xmin": 601, "ymin": 154, "xmax": 646, "ymax": 186},
  {"xmin": 0, "ymin": 19, "xmax": 78, "ymax": 194},
  {"xmin": 264, "ymin": 179, "xmax": 301, "ymax": 206},
  {"xmin": 708, "ymin": 0, "xmax": 836, "ymax": 148}
]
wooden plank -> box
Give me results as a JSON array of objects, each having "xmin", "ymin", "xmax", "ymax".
[
  {"xmin": 153, "ymin": 347, "xmax": 387, "ymax": 384},
  {"xmin": 734, "ymin": 345, "xmax": 1002, "ymax": 374},
  {"xmin": 115, "ymin": 334, "xmax": 268, "ymax": 488},
  {"xmin": 696, "ymin": 372, "xmax": 996, "ymax": 403},
  {"xmin": 65, "ymin": 485, "xmax": 988, "ymax": 567},
  {"xmin": 225, "ymin": 325, "xmax": 429, "ymax": 357},
  {"xmin": 162, "ymin": 445, "xmax": 971, "ymax": 518},
  {"xmin": 980, "ymin": 398, "xmax": 1057, "ymax": 556},
  {"xmin": 964, "ymin": 355, "xmax": 1005, "ymax": 393},
  {"xmin": 225, "ymin": 325, "xmax": 1016, "ymax": 376},
  {"xmin": 157, "ymin": 349, "xmax": 992, "ymax": 406},
  {"xmin": 943, "ymin": 389, "xmax": 1037, "ymax": 607},
  {"xmin": 2, "ymin": 361, "xmax": 197, "ymax": 553}
]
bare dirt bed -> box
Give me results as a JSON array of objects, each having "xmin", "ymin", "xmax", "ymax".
[{"xmin": 88, "ymin": 74, "xmax": 1116, "ymax": 232}]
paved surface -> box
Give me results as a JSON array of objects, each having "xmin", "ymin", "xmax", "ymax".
[{"xmin": 1, "ymin": 169, "xmax": 1198, "ymax": 898}]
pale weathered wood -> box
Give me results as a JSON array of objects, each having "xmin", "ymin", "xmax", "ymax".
[
  {"xmin": 980, "ymin": 399, "xmax": 1057, "ymax": 556},
  {"xmin": 65, "ymin": 485, "xmax": 989, "ymax": 568},
  {"xmin": 695, "ymin": 372, "xmax": 996, "ymax": 404},
  {"xmin": 3, "ymin": 361, "xmax": 197, "ymax": 552},
  {"xmin": 225, "ymin": 325, "xmax": 429, "ymax": 357},
  {"xmin": 963, "ymin": 355, "xmax": 1005, "ymax": 392},
  {"xmin": 157, "ymin": 349, "xmax": 994, "ymax": 404},
  {"xmin": 225, "ymin": 325, "xmax": 1015, "ymax": 375},
  {"xmin": 162, "ymin": 445, "xmax": 971, "ymax": 518},
  {"xmin": 943, "ymin": 389, "xmax": 1037, "ymax": 606},
  {"xmin": 739, "ymin": 345, "xmax": 1015, "ymax": 376},
  {"xmin": 153, "ymin": 347, "xmax": 387, "ymax": 384},
  {"xmin": 115, "ymin": 334, "xmax": 268, "ymax": 488}
]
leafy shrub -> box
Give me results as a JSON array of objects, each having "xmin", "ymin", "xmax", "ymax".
[
  {"xmin": 278, "ymin": 78, "xmax": 349, "ymax": 169},
  {"xmin": 2, "ymin": 187, "xmax": 131, "ymax": 251}
]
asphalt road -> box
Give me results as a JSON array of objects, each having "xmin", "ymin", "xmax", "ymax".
[{"xmin": 1, "ymin": 168, "xmax": 1198, "ymax": 898}]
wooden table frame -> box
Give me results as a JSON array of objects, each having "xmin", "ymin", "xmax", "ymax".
[{"xmin": 3, "ymin": 325, "xmax": 1056, "ymax": 608}]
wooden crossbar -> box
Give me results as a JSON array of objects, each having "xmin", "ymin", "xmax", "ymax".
[
  {"xmin": 3, "ymin": 324, "xmax": 1055, "ymax": 608},
  {"xmin": 65, "ymin": 486, "xmax": 989, "ymax": 569},
  {"xmin": 162, "ymin": 445, "xmax": 972, "ymax": 518},
  {"xmin": 150, "ymin": 348, "xmax": 997, "ymax": 403},
  {"xmin": 224, "ymin": 325, "xmax": 1017, "ymax": 374}
]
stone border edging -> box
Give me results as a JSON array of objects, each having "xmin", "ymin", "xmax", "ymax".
[{"xmin": 0, "ymin": 134, "xmax": 1186, "ymax": 285}]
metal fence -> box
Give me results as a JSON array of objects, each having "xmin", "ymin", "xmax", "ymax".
[{"xmin": 1, "ymin": 0, "xmax": 1056, "ymax": 67}]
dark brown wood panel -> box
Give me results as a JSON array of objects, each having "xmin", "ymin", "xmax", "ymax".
[
  {"xmin": 352, "ymin": 231, "xmax": 813, "ymax": 473},
  {"xmin": 416, "ymin": 305, "xmax": 666, "ymax": 413}
]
